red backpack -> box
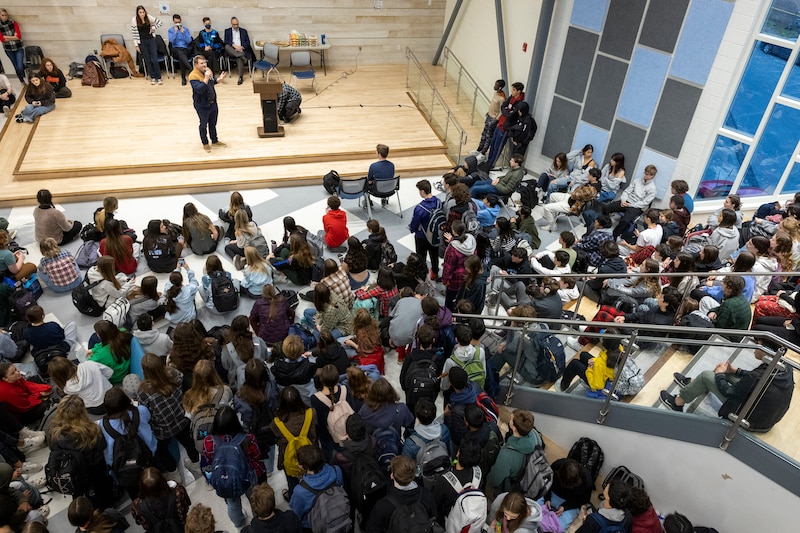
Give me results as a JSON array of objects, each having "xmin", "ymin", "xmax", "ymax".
[{"xmin": 476, "ymin": 391, "xmax": 498, "ymax": 423}]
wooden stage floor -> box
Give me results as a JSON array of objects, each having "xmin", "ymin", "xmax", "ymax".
[{"xmin": 0, "ymin": 65, "xmax": 456, "ymax": 206}]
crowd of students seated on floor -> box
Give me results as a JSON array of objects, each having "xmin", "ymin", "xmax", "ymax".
[{"xmin": 0, "ymin": 158, "xmax": 798, "ymax": 531}]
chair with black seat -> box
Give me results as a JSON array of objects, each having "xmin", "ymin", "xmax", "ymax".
[
  {"xmin": 253, "ymin": 43, "xmax": 280, "ymax": 80},
  {"xmin": 100, "ymin": 33, "xmax": 133, "ymax": 77},
  {"xmin": 290, "ymin": 51, "xmax": 316, "ymax": 93},
  {"xmin": 337, "ymin": 177, "xmax": 372, "ymax": 219},
  {"xmin": 368, "ymin": 177, "xmax": 403, "ymax": 219},
  {"xmin": 154, "ymin": 35, "xmax": 174, "ymax": 79},
  {"xmin": 23, "ymin": 46, "xmax": 43, "ymax": 81}
]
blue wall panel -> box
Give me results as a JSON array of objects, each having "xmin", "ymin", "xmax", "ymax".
[
  {"xmin": 617, "ymin": 47, "xmax": 671, "ymax": 128},
  {"xmin": 670, "ymin": 0, "xmax": 735, "ymax": 85},
  {"xmin": 574, "ymin": 122, "xmax": 611, "ymax": 165},
  {"xmin": 570, "ymin": 0, "xmax": 609, "ymax": 33},
  {"xmin": 637, "ymin": 149, "xmax": 678, "ymax": 201}
]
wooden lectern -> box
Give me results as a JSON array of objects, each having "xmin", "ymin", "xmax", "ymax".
[{"xmin": 252, "ymin": 80, "xmax": 285, "ymax": 138}]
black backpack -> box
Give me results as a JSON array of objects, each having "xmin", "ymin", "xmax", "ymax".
[
  {"xmin": 210, "ymin": 271, "xmax": 239, "ymax": 312},
  {"xmin": 103, "ymin": 409, "xmax": 153, "ymax": 489},
  {"xmin": 386, "ymin": 494, "xmax": 435, "ymax": 533},
  {"xmin": 72, "ymin": 275, "xmax": 104, "ymax": 316},
  {"xmin": 311, "ymin": 256, "xmax": 325, "ymax": 283},
  {"xmin": 32, "ymin": 346, "xmax": 67, "ymax": 378},
  {"xmin": 46, "ymin": 446, "xmax": 86, "ymax": 494},
  {"xmin": 403, "ymin": 358, "xmax": 439, "ymax": 408},
  {"xmin": 8, "ymin": 286, "xmax": 37, "ymax": 322},
  {"xmin": 346, "ymin": 449, "xmax": 387, "ymax": 516},
  {"xmin": 567, "ymin": 437, "xmax": 604, "ymax": 486},
  {"xmin": 248, "ymin": 402, "xmax": 277, "ymax": 462},
  {"xmin": 323, "ymin": 170, "xmax": 341, "ymax": 195},
  {"xmin": 138, "ymin": 492, "xmax": 183, "ymax": 533}
]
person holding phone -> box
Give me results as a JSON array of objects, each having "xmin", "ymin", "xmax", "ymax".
[
  {"xmin": 168, "ymin": 13, "xmax": 193, "ymax": 85},
  {"xmin": 14, "ymin": 74, "xmax": 55, "ymax": 124}
]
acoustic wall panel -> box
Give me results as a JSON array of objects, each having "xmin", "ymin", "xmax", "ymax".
[
  {"xmin": 598, "ymin": 0, "xmax": 646, "ymax": 60},
  {"xmin": 670, "ymin": 0, "xmax": 735, "ymax": 85},
  {"xmin": 582, "ymin": 55, "xmax": 628, "ymax": 130},
  {"xmin": 616, "ymin": 47, "xmax": 671, "ymax": 128},
  {"xmin": 542, "ymin": 96, "xmax": 582, "ymax": 159},
  {"xmin": 646, "ymin": 79, "xmax": 704, "ymax": 158},
  {"xmin": 575, "ymin": 122, "xmax": 611, "ymax": 165},
  {"xmin": 554, "ymin": 27, "xmax": 600, "ymax": 103},
  {"xmin": 570, "ymin": 0, "xmax": 610, "ymax": 33},
  {"xmin": 637, "ymin": 148, "xmax": 679, "ymax": 201},
  {"xmin": 639, "ymin": 0, "xmax": 690, "ymax": 54},
  {"xmin": 608, "ymin": 120, "xmax": 647, "ymax": 178}
]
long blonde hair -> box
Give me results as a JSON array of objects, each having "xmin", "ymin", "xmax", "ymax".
[
  {"xmin": 234, "ymin": 209, "xmax": 255, "ymax": 237},
  {"xmin": 228, "ymin": 191, "xmax": 245, "ymax": 217},
  {"xmin": 39, "ymin": 237, "xmax": 61, "ymax": 259},
  {"xmin": 96, "ymin": 256, "xmax": 121, "ymax": 289},
  {"xmin": 94, "ymin": 197, "xmax": 118, "ymax": 232},
  {"xmin": 245, "ymin": 246, "xmax": 271, "ymax": 275},
  {"xmin": 49, "ymin": 395, "xmax": 103, "ymax": 449},
  {"xmin": 183, "ymin": 360, "xmax": 225, "ymax": 414},
  {"xmin": 632, "ymin": 258, "xmax": 662, "ymax": 297}
]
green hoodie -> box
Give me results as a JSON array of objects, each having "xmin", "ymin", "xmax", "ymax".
[{"xmin": 486, "ymin": 431, "xmax": 541, "ymax": 496}]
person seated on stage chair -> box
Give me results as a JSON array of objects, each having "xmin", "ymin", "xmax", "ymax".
[
  {"xmin": 368, "ymin": 144, "xmax": 396, "ymax": 206},
  {"xmin": 470, "ymin": 153, "xmax": 525, "ymax": 200},
  {"xmin": 224, "ymin": 17, "xmax": 252, "ymax": 85},
  {"xmin": 194, "ymin": 17, "xmax": 224, "ymax": 74},
  {"xmin": 278, "ymin": 82, "xmax": 302, "ymax": 123},
  {"xmin": 168, "ymin": 14, "xmax": 194, "ymax": 86}
]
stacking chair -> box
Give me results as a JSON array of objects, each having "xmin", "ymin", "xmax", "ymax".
[
  {"xmin": 154, "ymin": 35, "xmax": 174, "ymax": 78},
  {"xmin": 253, "ymin": 43, "xmax": 280, "ymax": 80},
  {"xmin": 367, "ymin": 177, "xmax": 403, "ymax": 219},
  {"xmin": 23, "ymin": 46, "xmax": 43, "ymax": 81},
  {"xmin": 290, "ymin": 51, "xmax": 316, "ymax": 93},
  {"xmin": 337, "ymin": 177, "xmax": 372, "ymax": 219},
  {"xmin": 99, "ymin": 33, "xmax": 133, "ymax": 77}
]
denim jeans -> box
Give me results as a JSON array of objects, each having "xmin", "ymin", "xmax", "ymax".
[
  {"xmin": 139, "ymin": 38, "xmax": 160, "ymax": 80},
  {"xmin": 5, "ymin": 48, "xmax": 25, "ymax": 81},
  {"xmin": 11, "ymin": 478, "xmax": 42, "ymax": 508},
  {"xmin": 20, "ymin": 103, "xmax": 55, "ymax": 122},
  {"xmin": 37, "ymin": 268, "xmax": 82, "ymax": 293},
  {"xmin": 225, "ymin": 486, "xmax": 253, "ymax": 528}
]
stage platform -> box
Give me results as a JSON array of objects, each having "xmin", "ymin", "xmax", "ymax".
[{"xmin": 0, "ymin": 65, "xmax": 459, "ymax": 206}]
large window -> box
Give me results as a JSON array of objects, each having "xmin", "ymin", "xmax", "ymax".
[{"xmin": 697, "ymin": 0, "xmax": 800, "ymax": 200}]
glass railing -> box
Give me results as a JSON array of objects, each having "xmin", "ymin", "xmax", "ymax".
[
  {"xmin": 441, "ymin": 46, "xmax": 492, "ymax": 127},
  {"xmin": 461, "ymin": 269, "xmax": 800, "ymax": 463},
  {"xmin": 405, "ymin": 47, "xmax": 468, "ymax": 164}
]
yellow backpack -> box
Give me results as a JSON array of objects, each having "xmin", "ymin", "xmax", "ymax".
[{"xmin": 274, "ymin": 408, "xmax": 313, "ymax": 478}]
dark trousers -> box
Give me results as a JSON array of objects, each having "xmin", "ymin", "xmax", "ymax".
[
  {"xmin": 487, "ymin": 127, "xmax": 508, "ymax": 168},
  {"xmin": 195, "ymin": 103, "xmax": 219, "ymax": 145},
  {"xmin": 172, "ymin": 47, "xmax": 192, "ymax": 79},
  {"xmin": 0, "ymin": 404, "xmax": 22, "ymax": 437},
  {"xmin": 59, "ymin": 220, "xmax": 82, "ymax": 245},
  {"xmin": 155, "ymin": 424, "xmax": 199, "ymax": 472},
  {"xmin": 5, "ymin": 48, "xmax": 24, "ymax": 82},
  {"xmin": 561, "ymin": 351, "xmax": 593, "ymax": 390},
  {"xmin": 225, "ymin": 242, "xmax": 244, "ymax": 258},
  {"xmin": 139, "ymin": 38, "xmax": 160, "ymax": 80},
  {"xmin": 415, "ymin": 236, "xmax": 439, "ymax": 276},
  {"xmin": 445, "ymin": 288, "xmax": 460, "ymax": 311},
  {"xmin": 603, "ymin": 201, "xmax": 643, "ymax": 239}
]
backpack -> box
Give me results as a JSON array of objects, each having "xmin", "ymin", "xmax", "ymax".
[
  {"xmin": 209, "ymin": 433, "xmax": 256, "ymax": 498},
  {"xmin": 45, "ymin": 446, "xmax": 85, "ymax": 494},
  {"xmin": 75, "ymin": 240, "xmax": 100, "ymax": 268},
  {"xmin": 82, "ymin": 60, "xmax": 108, "ymax": 88},
  {"xmin": 614, "ymin": 358, "xmax": 644, "ymax": 397},
  {"xmin": 68, "ymin": 61, "xmax": 84, "ymax": 79},
  {"xmin": 7, "ymin": 287, "xmax": 37, "ymax": 322},
  {"xmin": 590, "ymin": 512, "xmax": 627, "ymax": 533},
  {"xmin": 602, "ymin": 465, "xmax": 645, "ymax": 491},
  {"xmin": 102, "ymin": 408, "xmax": 153, "ymax": 489},
  {"xmin": 478, "ymin": 425, "xmax": 502, "ymax": 482},
  {"xmin": 33, "ymin": 346, "xmax": 66, "ymax": 378},
  {"xmin": 403, "ymin": 358, "xmax": 439, "ymax": 408},
  {"xmin": 80, "ymin": 222, "xmax": 103, "ymax": 242},
  {"xmin": 138, "ymin": 492, "xmax": 183, "ymax": 533},
  {"xmin": 190, "ymin": 387, "xmax": 225, "ymax": 452},
  {"xmin": 311, "ymin": 256, "xmax": 325, "ymax": 283},
  {"xmin": 387, "ymin": 494, "xmax": 437, "ymax": 533},
  {"xmin": 314, "ymin": 386, "xmax": 355, "ymax": 446},
  {"xmin": 288, "ymin": 323, "xmax": 317, "ymax": 351},
  {"xmin": 305, "ymin": 231, "xmax": 326, "ymax": 260},
  {"xmin": 381, "ymin": 241, "xmax": 398, "ymax": 267},
  {"xmin": 352, "ymin": 296, "xmax": 379, "ymax": 321},
  {"xmin": 71, "ymin": 275, "xmax": 104, "ymax": 316},
  {"xmin": 409, "ymin": 434, "xmax": 451, "ymax": 489},
  {"xmin": 110, "ymin": 66, "xmax": 129, "ymax": 79},
  {"xmin": 461, "ymin": 208, "xmax": 481, "ymax": 235},
  {"xmin": 532, "ymin": 327, "xmax": 566, "ymax": 383},
  {"xmin": 248, "ymin": 401, "xmax": 276, "ymax": 461},
  {"xmin": 508, "ymin": 445, "xmax": 554, "ymax": 501},
  {"xmin": 567, "ymin": 437, "xmax": 604, "ymax": 485},
  {"xmin": 444, "ymin": 468, "xmax": 486, "ymax": 533},
  {"xmin": 273, "ymin": 408, "xmax": 313, "ymax": 478},
  {"xmin": 346, "ymin": 450, "xmax": 386, "ymax": 514},
  {"xmin": 372, "ymin": 426, "xmax": 401, "ymax": 471},
  {"xmin": 300, "ymin": 478, "xmax": 352, "ymax": 533},
  {"xmin": 475, "ymin": 391, "xmax": 499, "ymax": 423},
  {"xmin": 210, "ymin": 271, "xmax": 239, "ymax": 312},
  {"xmin": 323, "ymin": 170, "xmax": 341, "ymax": 194},
  {"xmin": 451, "ymin": 347, "xmax": 485, "ymax": 389},
  {"xmin": 422, "ymin": 202, "xmax": 446, "ymax": 247}
]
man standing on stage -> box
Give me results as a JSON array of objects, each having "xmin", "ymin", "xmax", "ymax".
[{"xmin": 188, "ymin": 56, "xmax": 227, "ymax": 152}]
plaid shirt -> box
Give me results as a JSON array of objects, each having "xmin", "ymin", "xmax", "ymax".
[
  {"xmin": 137, "ymin": 371, "xmax": 189, "ymax": 440},
  {"xmin": 40, "ymin": 250, "xmax": 80, "ymax": 287},
  {"xmin": 355, "ymin": 285, "xmax": 398, "ymax": 318},
  {"xmin": 322, "ymin": 269, "xmax": 354, "ymax": 309},
  {"xmin": 278, "ymin": 83, "xmax": 301, "ymax": 110},
  {"xmin": 0, "ymin": 20, "xmax": 22, "ymax": 52},
  {"xmin": 202, "ymin": 432, "xmax": 265, "ymax": 480},
  {"xmin": 574, "ymin": 229, "xmax": 614, "ymax": 267}
]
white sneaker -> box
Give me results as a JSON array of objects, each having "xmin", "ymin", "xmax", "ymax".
[
  {"xmin": 21, "ymin": 474, "xmax": 46, "ymax": 488},
  {"xmin": 2, "ymin": 105, "xmax": 9, "ymax": 117},
  {"xmin": 20, "ymin": 435, "xmax": 45, "ymax": 452},
  {"xmin": 19, "ymin": 427, "xmax": 44, "ymax": 439},
  {"xmin": 150, "ymin": 78, "xmax": 156, "ymax": 85},
  {"xmin": 183, "ymin": 457, "xmax": 203, "ymax": 480},
  {"xmin": 566, "ymin": 337, "xmax": 583, "ymax": 351},
  {"xmin": 157, "ymin": 79, "xmax": 163, "ymax": 85},
  {"xmin": 37, "ymin": 504, "xmax": 50, "ymax": 518},
  {"xmin": 20, "ymin": 462, "xmax": 42, "ymax": 474}
]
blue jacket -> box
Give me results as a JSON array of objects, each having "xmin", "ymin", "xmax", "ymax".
[
  {"xmin": 160, "ymin": 268, "xmax": 199, "ymax": 324},
  {"xmin": 168, "ymin": 25, "xmax": 193, "ymax": 49},
  {"xmin": 290, "ymin": 463, "xmax": 343, "ymax": 528},
  {"xmin": 223, "ymin": 27, "xmax": 252, "ymax": 59},
  {"xmin": 410, "ymin": 196, "xmax": 441, "ymax": 239},
  {"xmin": 99, "ymin": 405, "xmax": 157, "ymax": 469},
  {"xmin": 190, "ymin": 77, "xmax": 218, "ymax": 108},
  {"xmin": 449, "ymin": 381, "xmax": 479, "ymax": 407}
]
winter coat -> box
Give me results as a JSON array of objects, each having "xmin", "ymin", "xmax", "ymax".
[
  {"xmin": 487, "ymin": 431, "xmax": 540, "ymax": 496},
  {"xmin": 249, "ymin": 296, "xmax": 294, "ymax": 344},
  {"xmin": 718, "ymin": 361, "xmax": 794, "ymax": 431},
  {"xmin": 290, "ymin": 464, "xmax": 344, "ymax": 529},
  {"xmin": 358, "ymin": 402, "xmax": 414, "ymax": 435}
]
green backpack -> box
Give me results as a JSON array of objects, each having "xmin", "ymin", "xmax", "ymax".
[{"xmin": 452, "ymin": 347, "xmax": 486, "ymax": 389}]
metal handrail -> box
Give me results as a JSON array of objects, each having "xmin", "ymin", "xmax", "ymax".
[
  {"xmin": 441, "ymin": 46, "xmax": 491, "ymax": 124},
  {"xmin": 453, "ymin": 268, "xmax": 800, "ymax": 451},
  {"xmin": 405, "ymin": 47, "xmax": 468, "ymax": 163}
]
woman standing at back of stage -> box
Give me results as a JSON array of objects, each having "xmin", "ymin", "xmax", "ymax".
[
  {"xmin": 0, "ymin": 9, "xmax": 24, "ymax": 83},
  {"xmin": 131, "ymin": 5, "xmax": 163, "ymax": 84}
]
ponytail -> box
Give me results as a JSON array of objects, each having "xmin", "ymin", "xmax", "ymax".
[{"xmin": 164, "ymin": 271, "xmax": 183, "ymax": 314}]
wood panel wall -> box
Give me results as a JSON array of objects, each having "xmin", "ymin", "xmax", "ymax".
[{"xmin": 0, "ymin": 0, "xmax": 446, "ymax": 73}]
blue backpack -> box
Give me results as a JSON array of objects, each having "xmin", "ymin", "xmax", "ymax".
[
  {"xmin": 531, "ymin": 326, "xmax": 566, "ymax": 382},
  {"xmin": 209, "ymin": 434, "xmax": 256, "ymax": 499},
  {"xmin": 288, "ymin": 323, "xmax": 316, "ymax": 351},
  {"xmin": 372, "ymin": 426, "xmax": 401, "ymax": 471},
  {"xmin": 590, "ymin": 512, "xmax": 627, "ymax": 533}
]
